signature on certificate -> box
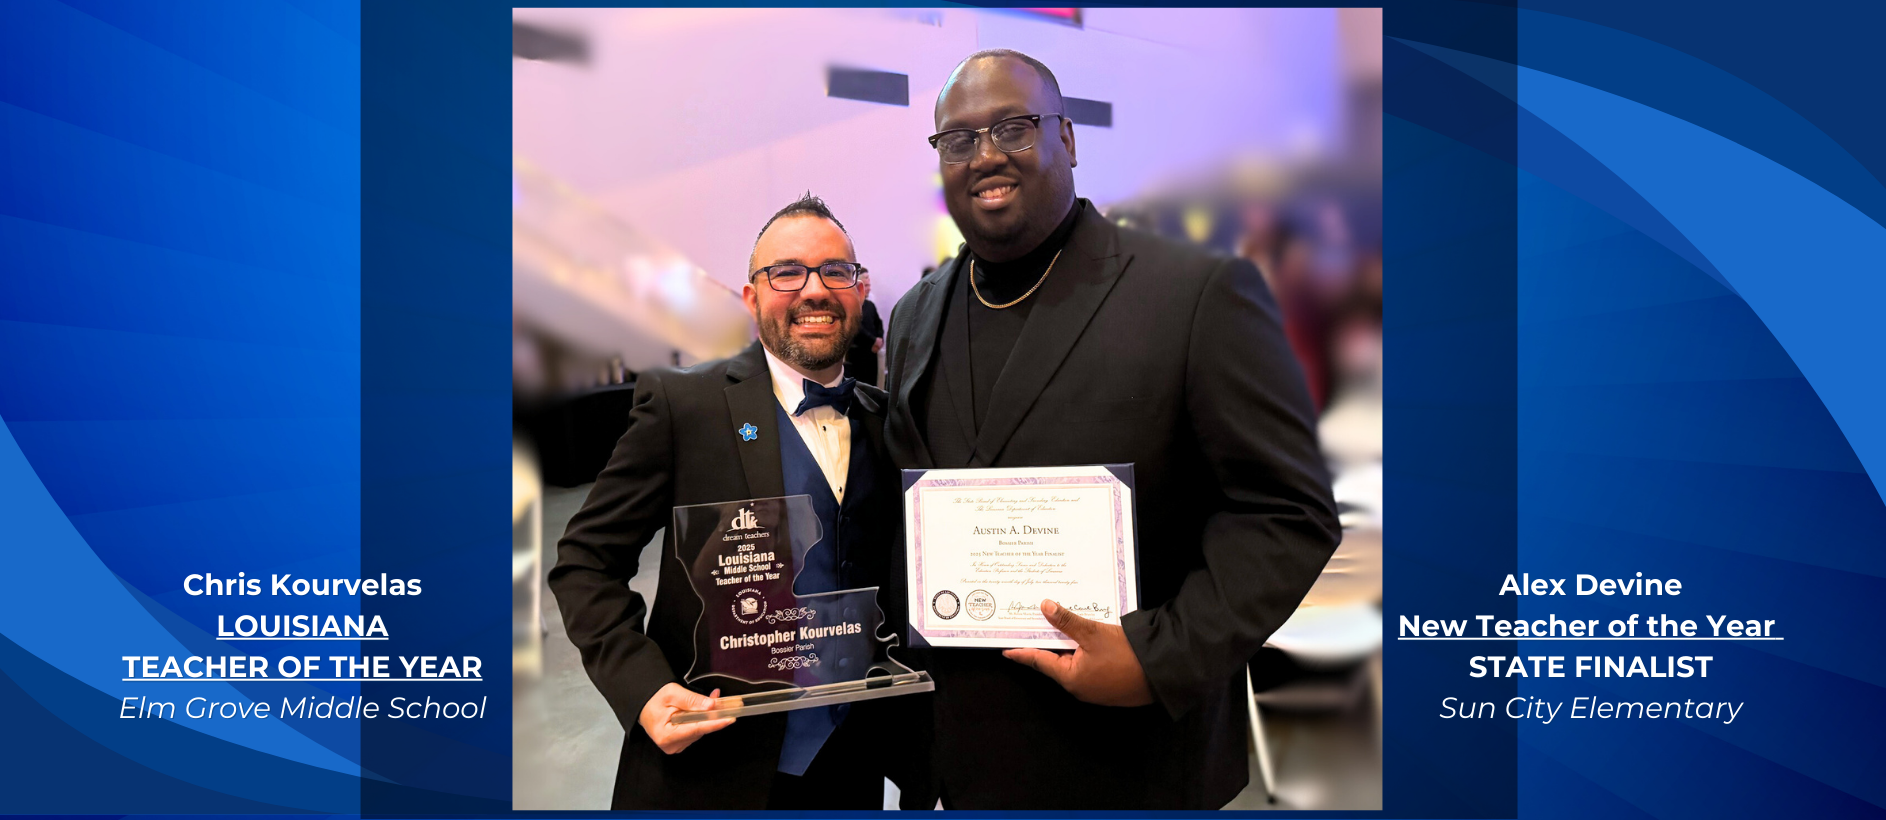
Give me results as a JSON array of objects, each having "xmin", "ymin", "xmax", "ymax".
[{"xmin": 1004, "ymin": 600, "xmax": 1113, "ymax": 620}]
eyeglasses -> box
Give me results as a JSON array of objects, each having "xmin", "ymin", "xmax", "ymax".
[
  {"xmin": 750, "ymin": 262, "xmax": 866, "ymax": 291},
  {"xmin": 927, "ymin": 114, "xmax": 1063, "ymax": 164}
]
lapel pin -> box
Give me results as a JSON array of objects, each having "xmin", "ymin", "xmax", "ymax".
[{"xmin": 738, "ymin": 422, "xmax": 758, "ymax": 442}]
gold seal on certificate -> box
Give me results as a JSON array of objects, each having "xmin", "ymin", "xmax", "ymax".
[{"xmin": 902, "ymin": 465, "xmax": 1139, "ymax": 649}]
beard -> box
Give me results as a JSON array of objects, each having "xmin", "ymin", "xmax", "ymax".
[
  {"xmin": 948, "ymin": 171, "xmax": 1077, "ymax": 262},
  {"xmin": 759, "ymin": 297, "xmax": 857, "ymax": 373}
]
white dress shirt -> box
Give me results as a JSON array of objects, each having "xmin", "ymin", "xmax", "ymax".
[{"xmin": 762, "ymin": 346, "xmax": 852, "ymax": 504}]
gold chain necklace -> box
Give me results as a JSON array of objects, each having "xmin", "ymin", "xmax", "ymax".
[{"xmin": 970, "ymin": 248, "xmax": 1062, "ymax": 309}]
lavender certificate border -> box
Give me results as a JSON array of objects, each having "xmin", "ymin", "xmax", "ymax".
[{"xmin": 908, "ymin": 470, "xmax": 1134, "ymax": 643}]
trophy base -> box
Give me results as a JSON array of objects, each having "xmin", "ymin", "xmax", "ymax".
[{"xmin": 670, "ymin": 671, "xmax": 934, "ymax": 724}]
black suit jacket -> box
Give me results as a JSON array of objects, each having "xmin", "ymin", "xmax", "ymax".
[
  {"xmin": 884, "ymin": 201, "xmax": 1340, "ymax": 809},
  {"xmin": 845, "ymin": 299, "xmax": 885, "ymax": 386},
  {"xmin": 549, "ymin": 341, "xmax": 921, "ymax": 809}
]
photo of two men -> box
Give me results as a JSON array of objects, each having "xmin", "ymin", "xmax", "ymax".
[{"xmin": 512, "ymin": 7, "xmax": 1384, "ymax": 811}]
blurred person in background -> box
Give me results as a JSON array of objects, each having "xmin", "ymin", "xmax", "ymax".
[
  {"xmin": 1329, "ymin": 251, "xmax": 1382, "ymax": 390},
  {"xmin": 1237, "ymin": 202, "xmax": 1285, "ymax": 287},
  {"xmin": 1271, "ymin": 232, "xmax": 1332, "ymax": 411},
  {"xmin": 844, "ymin": 271, "xmax": 885, "ymax": 386},
  {"xmin": 1315, "ymin": 250, "xmax": 1384, "ymax": 468},
  {"xmin": 551, "ymin": 194, "xmax": 930, "ymax": 809},
  {"xmin": 883, "ymin": 49, "xmax": 1340, "ymax": 809}
]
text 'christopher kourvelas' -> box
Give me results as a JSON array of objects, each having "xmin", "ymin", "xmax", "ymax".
[
  {"xmin": 1401, "ymin": 572, "xmax": 1775, "ymax": 727},
  {"xmin": 116, "ymin": 572, "xmax": 487, "ymax": 723}
]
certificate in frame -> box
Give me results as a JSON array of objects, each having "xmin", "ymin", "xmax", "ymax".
[{"xmin": 902, "ymin": 465, "xmax": 1139, "ymax": 649}]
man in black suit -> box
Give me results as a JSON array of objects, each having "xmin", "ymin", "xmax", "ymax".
[
  {"xmin": 551, "ymin": 195, "xmax": 925, "ymax": 809},
  {"xmin": 883, "ymin": 50, "xmax": 1340, "ymax": 809}
]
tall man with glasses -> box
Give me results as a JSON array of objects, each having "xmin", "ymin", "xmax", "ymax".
[
  {"xmin": 883, "ymin": 50, "xmax": 1340, "ymax": 808},
  {"xmin": 553, "ymin": 194, "xmax": 930, "ymax": 809}
]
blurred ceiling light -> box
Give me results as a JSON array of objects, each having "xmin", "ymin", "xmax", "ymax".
[
  {"xmin": 881, "ymin": 9, "xmax": 945, "ymax": 27},
  {"xmin": 826, "ymin": 66, "xmax": 910, "ymax": 106},
  {"xmin": 512, "ymin": 21, "xmax": 588, "ymax": 65},
  {"xmin": 1287, "ymin": 120, "xmax": 1328, "ymax": 159},
  {"xmin": 1018, "ymin": 8, "xmax": 1082, "ymax": 26},
  {"xmin": 513, "ymin": 157, "xmax": 751, "ymax": 369},
  {"xmin": 1229, "ymin": 157, "xmax": 1290, "ymax": 199},
  {"xmin": 933, "ymin": 214, "xmax": 966, "ymax": 266},
  {"xmin": 1064, "ymin": 97, "xmax": 1112, "ymax": 128},
  {"xmin": 1183, "ymin": 205, "xmax": 1215, "ymax": 245}
]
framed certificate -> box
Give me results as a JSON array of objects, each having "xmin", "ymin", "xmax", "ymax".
[{"xmin": 902, "ymin": 465, "xmax": 1139, "ymax": 649}]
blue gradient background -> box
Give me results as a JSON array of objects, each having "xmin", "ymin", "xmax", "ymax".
[
  {"xmin": 0, "ymin": 0, "xmax": 1881, "ymax": 816},
  {"xmin": 1387, "ymin": 1, "xmax": 1886, "ymax": 817},
  {"xmin": 1, "ymin": 0, "xmax": 369, "ymax": 812},
  {"xmin": 0, "ymin": 0, "xmax": 504, "ymax": 812}
]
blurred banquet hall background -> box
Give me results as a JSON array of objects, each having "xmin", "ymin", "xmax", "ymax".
[{"xmin": 511, "ymin": 7, "xmax": 1383, "ymax": 810}]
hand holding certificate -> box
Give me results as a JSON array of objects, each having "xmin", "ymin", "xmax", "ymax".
[
  {"xmin": 1000, "ymin": 599, "xmax": 1156, "ymax": 706},
  {"xmin": 903, "ymin": 465, "xmax": 1139, "ymax": 650}
]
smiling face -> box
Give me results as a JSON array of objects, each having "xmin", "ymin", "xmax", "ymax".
[
  {"xmin": 935, "ymin": 56, "xmax": 1078, "ymax": 262},
  {"xmin": 743, "ymin": 214, "xmax": 863, "ymax": 378}
]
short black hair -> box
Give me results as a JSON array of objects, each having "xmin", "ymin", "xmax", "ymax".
[
  {"xmin": 938, "ymin": 49, "xmax": 1066, "ymax": 121},
  {"xmin": 749, "ymin": 192, "xmax": 852, "ymax": 276}
]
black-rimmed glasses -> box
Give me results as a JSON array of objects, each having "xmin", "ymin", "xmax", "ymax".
[
  {"xmin": 927, "ymin": 114, "xmax": 1063, "ymax": 164},
  {"xmin": 750, "ymin": 262, "xmax": 866, "ymax": 291}
]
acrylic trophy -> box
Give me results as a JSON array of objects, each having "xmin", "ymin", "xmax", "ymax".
[{"xmin": 668, "ymin": 495, "xmax": 932, "ymax": 723}]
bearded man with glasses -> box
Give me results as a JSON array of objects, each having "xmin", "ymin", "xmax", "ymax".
[
  {"xmin": 883, "ymin": 50, "xmax": 1340, "ymax": 809},
  {"xmin": 553, "ymin": 195, "xmax": 932, "ymax": 809}
]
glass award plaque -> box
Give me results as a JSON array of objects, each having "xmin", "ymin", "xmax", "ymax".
[{"xmin": 668, "ymin": 495, "xmax": 932, "ymax": 724}]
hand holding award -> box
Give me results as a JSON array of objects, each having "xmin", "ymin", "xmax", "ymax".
[
  {"xmin": 637, "ymin": 683, "xmax": 732, "ymax": 753},
  {"xmin": 668, "ymin": 495, "xmax": 931, "ymax": 724}
]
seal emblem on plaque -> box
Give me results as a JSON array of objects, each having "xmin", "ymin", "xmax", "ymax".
[{"xmin": 731, "ymin": 588, "xmax": 767, "ymax": 625}]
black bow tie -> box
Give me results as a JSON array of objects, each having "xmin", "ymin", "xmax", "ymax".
[{"xmin": 794, "ymin": 377, "xmax": 856, "ymax": 417}]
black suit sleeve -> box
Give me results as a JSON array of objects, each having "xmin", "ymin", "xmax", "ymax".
[
  {"xmin": 1121, "ymin": 256, "xmax": 1341, "ymax": 720},
  {"xmin": 548, "ymin": 370, "xmax": 680, "ymax": 732}
]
